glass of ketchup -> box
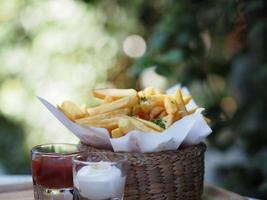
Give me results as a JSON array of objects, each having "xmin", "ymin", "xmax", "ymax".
[{"xmin": 31, "ymin": 143, "xmax": 84, "ymax": 200}]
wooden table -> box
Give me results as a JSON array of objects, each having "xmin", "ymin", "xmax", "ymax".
[{"xmin": 0, "ymin": 182, "xmax": 247, "ymax": 200}]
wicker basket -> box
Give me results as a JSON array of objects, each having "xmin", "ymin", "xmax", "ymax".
[{"xmin": 78, "ymin": 142, "xmax": 206, "ymax": 200}]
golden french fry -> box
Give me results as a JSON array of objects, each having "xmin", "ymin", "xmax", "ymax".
[
  {"xmin": 75, "ymin": 108, "xmax": 130, "ymax": 123},
  {"xmin": 188, "ymin": 107, "xmax": 198, "ymax": 115},
  {"xmin": 140, "ymin": 101, "xmax": 155, "ymax": 113},
  {"xmin": 138, "ymin": 91, "xmax": 147, "ymax": 101},
  {"xmin": 175, "ymin": 89, "xmax": 188, "ymax": 116},
  {"xmin": 111, "ymin": 128, "xmax": 124, "ymax": 138},
  {"xmin": 59, "ymin": 101, "xmax": 86, "ymax": 120},
  {"xmin": 159, "ymin": 110, "xmax": 167, "ymax": 118},
  {"xmin": 149, "ymin": 106, "xmax": 164, "ymax": 119},
  {"xmin": 183, "ymin": 95, "xmax": 192, "ymax": 105},
  {"xmin": 132, "ymin": 104, "xmax": 142, "ymax": 115},
  {"xmin": 144, "ymin": 87, "xmax": 156, "ymax": 97},
  {"xmin": 132, "ymin": 104, "xmax": 150, "ymax": 120},
  {"xmin": 103, "ymin": 96, "xmax": 114, "ymax": 103},
  {"xmin": 130, "ymin": 117, "xmax": 159, "ymax": 132},
  {"xmin": 164, "ymin": 97, "xmax": 178, "ymax": 114},
  {"xmin": 93, "ymin": 88, "xmax": 137, "ymax": 100},
  {"xmin": 80, "ymin": 104, "xmax": 89, "ymax": 117},
  {"xmin": 118, "ymin": 118, "xmax": 136, "ymax": 134},
  {"xmin": 149, "ymin": 94, "xmax": 190, "ymax": 106},
  {"xmin": 149, "ymin": 95, "xmax": 165, "ymax": 106},
  {"xmin": 155, "ymin": 88, "xmax": 165, "ymax": 94},
  {"xmin": 134, "ymin": 117, "xmax": 163, "ymax": 132},
  {"xmin": 76, "ymin": 117, "xmax": 122, "ymax": 130},
  {"xmin": 162, "ymin": 114, "xmax": 175, "ymax": 128},
  {"xmin": 87, "ymin": 95, "xmax": 138, "ymax": 115}
]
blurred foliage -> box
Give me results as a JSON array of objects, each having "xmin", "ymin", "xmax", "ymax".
[{"xmin": 0, "ymin": 114, "xmax": 29, "ymax": 173}]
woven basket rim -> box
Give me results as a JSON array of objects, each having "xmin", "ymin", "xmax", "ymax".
[{"xmin": 79, "ymin": 142, "xmax": 206, "ymax": 156}]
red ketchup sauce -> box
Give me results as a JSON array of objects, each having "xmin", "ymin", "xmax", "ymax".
[{"xmin": 32, "ymin": 156, "xmax": 73, "ymax": 189}]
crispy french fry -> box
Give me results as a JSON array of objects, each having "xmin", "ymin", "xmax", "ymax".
[
  {"xmin": 144, "ymin": 87, "xmax": 156, "ymax": 97},
  {"xmin": 155, "ymin": 88, "xmax": 165, "ymax": 94},
  {"xmin": 164, "ymin": 97, "xmax": 178, "ymax": 114},
  {"xmin": 87, "ymin": 95, "xmax": 138, "ymax": 115},
  {"xmin": 150, "ymin": 106, "xmax": 164, "ymax": 119},
  {"xmin": 130, "ymin": 117, "xmax": 159, "ymax": 132},
  {"xmin": 76, "ymin": 117, "xmax": 122, "ymax": 130},
  {"xmin": 75, "ymin": 108, "xmax": 130, "ymax": 123},
  {"xmin": 183, "ymin": 95, "xmax": 192, "ymax": 105},
  {"xmin": 149, "ymin": 95, "xmax": 165, "ymax": 106},
  {"xmin": 140, "ymin": 101, "xmax": 155, "ymax": 113},
  {"xmin": 162, "ymin": 114, "xmax": 175, "ymax": 128},
  {"xmin": 134, "ymin": 117, "xmax": 163, "ymax": 132},
  {"xmin": 103, "ymin": 96, "xmax": 114, "ymax": 103},
  {"xmin": 80, "ymin": 104, "xmax": 89, "ymax": 117},
  {"xmin": 111, "ymin": 128, "xmax": 124, "ymax": 138},
  {"xmin": 93, "ymin": 88, "xmax": 137, "ymax": 100},
  {"xmin": 159, "ymin": 110, "xmax": 167, "ymax": 118},
  {"xmin": 59, "ymin": 101, "xmax": 86, "ymax": 120},
  {"xmin": 149, "ymin": 94, "xmax": 190, "ymax": 106},
  {"xmin": 118, "ymin": 118, "xmax": 136, "ymax": 134},
  {"xmin": 175, "ymin": 89, "xmax": 188, "ymax": 116}
]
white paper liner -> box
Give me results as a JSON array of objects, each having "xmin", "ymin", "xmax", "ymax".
[{"xmin": 38, "ymin": 85, "xmax": 212, "ymax": 153}]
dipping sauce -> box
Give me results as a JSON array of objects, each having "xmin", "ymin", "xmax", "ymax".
[
  {"xmin": 74, "ymin": 161, "xmax": 126, "ymax": 200},
  {"xmin": 32, "ymin": 156, "xmax": 73, "ymax": 189}
]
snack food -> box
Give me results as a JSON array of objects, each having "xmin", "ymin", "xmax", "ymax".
[{"xmin": 58, "ymin": 87, "xmax": 200, "ymax": 138}]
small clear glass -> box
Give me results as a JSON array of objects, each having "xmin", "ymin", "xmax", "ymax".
[
  {"xmin": 31, "ymin": 143, "xmax": 84, "ymax": 200},
  {"xmin": 72, "ymin": 152, "xmax": 128, "ymax": 200}
]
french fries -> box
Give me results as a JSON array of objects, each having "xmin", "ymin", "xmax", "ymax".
[
  {"xmin": 59, "ymin": 87, "xmax": 207, "ymax": 138},
  {"xmin": 87, "ymin": 95, "xmax": 138, "ymax": 115},
  {"xmin": 111, "ymin": 128, "xmax": 124, "ymax": 138},
  {"xmin": 175, "ymin": 89, "xmax": 188, "ymax": 116},
  {"xmin": 59, "ymin": 101, "xmax": 86, "ymax": 120},
  {"xmin": 93, "ymin": 88, "xmax": 137, "ymax": 100},
  {"xmin": 164, "ymin": 96, "xmax": 178, "ymax": 114}
]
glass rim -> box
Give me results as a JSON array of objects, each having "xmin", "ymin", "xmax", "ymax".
[
  {"xmin": 31, "ymin": 143, "xmax": 84, "ymax": 156},
  {"xmin": 72, "ymin": 152, "xmax": 128, "ymax": 165}
]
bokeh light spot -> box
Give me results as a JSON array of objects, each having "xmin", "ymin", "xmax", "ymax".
[{"xmin": 123, "ymin": 35, "xmax": 146, "ymax": 58}]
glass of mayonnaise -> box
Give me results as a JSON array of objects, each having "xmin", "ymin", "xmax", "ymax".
[{"xmin": 72, "ymin": 152, "xmax": 128, "ymax": 200}]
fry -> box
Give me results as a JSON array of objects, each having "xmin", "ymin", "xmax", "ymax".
[
  {"xmin": 134, "ymin": 117, "xmax": 163, "ymax": 131},
  {"xmin": 159, "ymin": 110, "xmax": 167, "ymax": 118},
  {"xmin": 103, "ymin": 96, "xmax": 114, "ymax": 103},
  {"xmin": 80, "ymin": 104, "xmax": 89, "ymax": 117},
  {"xmin": 183, "ymin": 95, "xmax": 192, "ymax": 105},
  {"xmin": 111, "ymin": 128, "xmax": 124, "ymax": 138},
  {"xmin": 75, "ymin": 108, "xmax": 130, "ymax": 123},
  {"xmin": 76, "ymin": 117, "xmax": 122, "ymax": 130},
  {"xmin": 162, "ymin": 114, "xmax": 175, "ymax": 128},
  {"xmin": 164, "ymin": 96, "xmax": 178, "ymax": 114},
  {"xmin": 175, "ymin": 89, "xmax": 188, "ymax": 116},
  {"xmin": 149, "ymin": 95, "xmax": 165, "ymax": 106},
  {"xmin": 144, "ymin": 87, "xmax": 156, "ymax": 97},
  {"xmin": 93, "ymin": 88, "xmax": 137, "ymax": 100},
  {"xmin": 118, "ymin": 118, "xmax": 136, "ymax": 134},
  {"xmin": 150, "ymin": 106, "xmax": 164, "ymax": 119},
  {"xmin": 130, "ymin": 117, "xmax": 159, "ymax": 132},
  {"xmin": 59, "ymin": 101, "xmax": 86, "ymax": 120},
  {"xmin": 140, "ymin": 101, "xmax": 155, "ymax": 113},
  {"xmin": 87, "ymin": 95, "xmax": 138, "ymax": 115}
]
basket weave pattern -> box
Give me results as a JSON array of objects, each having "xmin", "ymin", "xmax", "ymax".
[{"xmin": 78, "ymin": 143, "xmax": 206, "ymax": 200}]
